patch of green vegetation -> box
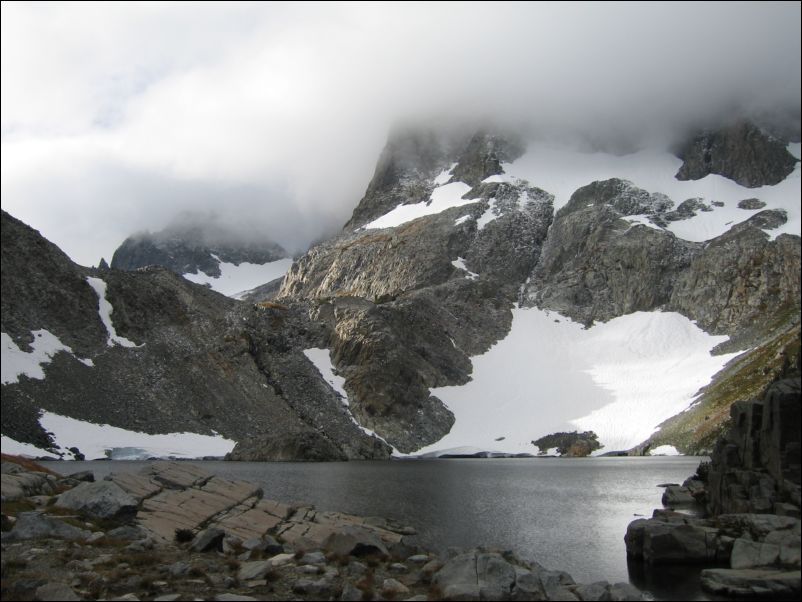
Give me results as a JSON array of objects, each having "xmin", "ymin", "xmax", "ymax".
[{"xmin": 642, "ymin": 320, "xmax": 800, "ymax": 455}]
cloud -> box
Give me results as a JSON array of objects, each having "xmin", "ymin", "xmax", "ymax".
[{"xmin": 2, "ymin": 2, "xmax": 800, "ymax": 265}]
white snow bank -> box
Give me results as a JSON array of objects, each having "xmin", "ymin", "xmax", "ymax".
[
  {"xmin": 501, "ymin": 140, "xmax": 801, "ymax": 242},
  {"xmin": 38, "ymin": 411, "xmax": 236, "ymax": 460},
  {"xmin": 2, "ymin": 330, "xmax": 92, "ymax": 385},
  {"xmin": 183, "ymin": 256, "xmax": 293, "ymax": 298},
  {"xmin": 86, "ymin": 277, "xmax": 140, "ymax": 348},
  {"xmin": 476, "ymin": 199, "xmax": 498, "ymax": 230},
  {"xmin": 0, "ymin": 435, "xmax": 60, "ymax": 458},
  {"xmin": 649, "ymin": 445, "xmax": 681, "ymax": 456},
  {"xmin": 412, "ymin": 307, "xmax": 739, "ymax": 456},
  {"xmin": 451, "ymin": 257, "xmax": 478, "ymax": 280},
  {"xmin": 362, "ymin": 182, "xmax": 476, "ymax": 230},
  {"xmin": 433, "ymin": 163, "xmax": 458, "ymax": 186},
  {"xmin": 303, "ymin": 347, "xmax": 396, "ymax": 451}
]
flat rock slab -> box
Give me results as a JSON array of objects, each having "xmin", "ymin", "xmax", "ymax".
[{"xmin": 701, "ymin": 568, "xmax": 801, "ymax": 598}]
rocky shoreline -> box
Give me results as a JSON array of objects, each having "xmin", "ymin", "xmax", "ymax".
[
  {"xmin": 625, "ymin": 378, "xmax": 801, "ymax": 599},
  {"xmin": 2, "ymin": 458, "xmax": 644, "ymax": 601}
]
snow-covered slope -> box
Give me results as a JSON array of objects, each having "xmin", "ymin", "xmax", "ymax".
[
  {"xmin": 412, "ymin": 307, "xmax": 739, "ymax": 456},
  {"xmin": 183, "ymin": 256, "xmax": 294, "ymax": 298},
  {"xmin": 362, "ymin": 181, "xmax": 475, "ymax": 230},
  {"xmin": 501, "ymin": 141, "xmax": 800, "ymax": 242},
  {"xmin": 2, "ymin": 329, "xmax": 93, "ymax": 385}
]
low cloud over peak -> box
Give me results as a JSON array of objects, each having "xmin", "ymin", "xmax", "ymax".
[{"xmin": 2, "ymin": 2, "xmax": 799, "ymax": 265}]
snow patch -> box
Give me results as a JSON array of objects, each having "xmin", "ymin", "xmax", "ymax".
[
  {"xmin": 433, "ymin": 162, "xmax": 458, "ymax": 186},
  {"xmin": 412, "ymin": 307, "xmax": 738, "ymax": 456},
  {"xmin": 2, "ymin": 330, "xmax": 93, "ymax": 385},
  {"xmin": 38, "ymin": 411, "xmax": 236, "ymax": 460},
  {"xmin": 623, "ymin": 215, "xmax": 665, "ymax": 232},
  {"xmin": 476, "ymin": 199, "xmax": 499, "ymax": 230},
  {"xmin": 649, "ymin": 445, "xmax": 681, "ymax": 456},
  {"xmin": 504, "ymin": 141, "xmax": 801, "ymax": 242},
  {"xmin": 303, "ymin": 347, "xmax": 396, "ymax": 452},
  {"xmin": 86, "ymin": 277, "xmax": 140, "ymax": 348},
  {"xmin": 183, "ymin": 256, "xmax": 293, "ymax": 298},
  {"xmin": 451, "ymin": 257, "xmax": 479, "ymax": 280},
  {"xmin": 454, "ymin": 214, "xmax": 473, "ymax": 226},
  {"xmin": 362, "ymin": 182, "xmax": 476, "ymax": 230},
  {"xmin": 0, "ymin": 435, "xmax": 60, "ymax": 459}
]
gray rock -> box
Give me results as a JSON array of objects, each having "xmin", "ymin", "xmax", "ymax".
[
  {"xmin": 300, "ymin": 551, "xmax": 326, "ymax": 565},
  {"xmin": 34, "ymin": 582, "xmax": 80, "ymax": 601},
  {"xmin": 388, "ymin": 562, "xmax": 408, "ymax": 573},
  {"xmin": 292, "ymin": 577, "xmax": 332, "ymax": 597},
  {"xmin": 441, "ymin": 583, "xmax": 481, "ymax": 601},
  {"xmin": 111, "ymin": 595, "xmax": 141, "ymax": 601},
  {"xmin": 661, "ymin": 485, "xmax": 696, "ymax": 507},
  {"xmin": 7, "ymin": 511, "xmax": 91, "ymax": 541},
  {"xmin": 738, "ymin": 198, "xmax": 767, "ymax": 210},
  {"xmin": 731, "ymin": 538, "xmax": 780, "ymax": 569},
  {"xmin": 55, "ymin": 480, "xmax": 139, "ymax": 521},
  {"xmin": 168, "ymin": 561, "xmax": 190, "ymax": 577},
  {"xmin": 298, "ymin": 564, "xmax": 323, "ymax": 574},
  {"xmin": 511, "ymin": 571, "xmax": 546, "ymax": 600},
  {"xmin": 238, "ymin": 560, "xmax": 272, "ymax": 581},
  {"xmin": 106, "ymin": 525, "xmax": 146, "ymax": 541},
  {"xmin": 574, "ymin": 581, "xmax": 611, "ymax": 601},
  {"xmin": 67, "ymin": 470, "xmax": 95, "ymax": 482},
  {"xmin": 213, "ymin": 595, "xmax": 260, "ymax": 602},
  {"xmin": 323, "ymin": 526, "xmax": 389, "ymax": 557},
  {"xmin": 190, "ymin": 527, "xmax": 224, "ymax": 552},
  {"xmin": 340, "ymin": 582, "xmax": 363, "ymax": 601},
  {"xmin": 381, "ymin": 577, "xmax": 410, "ymax": 596},
  {"xmin": 608, "ymin": 582, "xmax": 644, "ymax": 601},
  {"xmin": 407, "ymin": 554, "xmax": 430, "ymax": 564},
  {"xmin": 701, "ymin": 567, "xmax": 801, "ymax": 598},
  {"xmin": 153, "ymin": 595, "xmax": 182, "ymax": 602}
]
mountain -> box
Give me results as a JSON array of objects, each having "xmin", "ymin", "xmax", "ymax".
[
  {"xmin": 110, "ymin": 217, "xmax": 292, "ymax": 298},
  {"xmin": 277, "ymin": 119, "xmax": 801, "ymax": 455},
  {"xmin": 1, "ymin": 210, "xmax": 389, "ymax": 461},
  {"xmin": 1, "ymin": 116, "xmax": 800, "ymax": 461}
]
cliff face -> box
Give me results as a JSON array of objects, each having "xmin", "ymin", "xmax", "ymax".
[{"xmin": 706, "ymin": 377, "xmax": 801, "ymax": 516}]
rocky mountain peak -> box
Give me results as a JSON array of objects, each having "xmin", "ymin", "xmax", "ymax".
[
  {"xmin": 674, "ymin": 120, "xmax": 799, "ymax": 187},
  {"xmin": 110, "ymin": 217, "xmax": 287, "ymax": 277}
]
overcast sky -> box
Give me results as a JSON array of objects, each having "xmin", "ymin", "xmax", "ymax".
[{"xmin": 2, "ymin": 2, "xmax": 800, "ymax": 266}]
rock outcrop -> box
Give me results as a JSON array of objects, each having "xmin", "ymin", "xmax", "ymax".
[
  {"xmin": 674, "ymin": 120, "xmax": 799, "ymax": 187},
  {"xmin": 626, "ymin": 378, "xmax": 802, "ymax": 599}
]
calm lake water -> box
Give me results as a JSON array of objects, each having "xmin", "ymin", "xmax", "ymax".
[{"xmin": 51, "ymin": 456, "xmax": 714, "ymax": 601}]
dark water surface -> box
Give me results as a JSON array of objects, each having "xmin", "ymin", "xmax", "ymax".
[{"xmin": 51, "ymin": 456, "xmax": 712, "ymax": 600}]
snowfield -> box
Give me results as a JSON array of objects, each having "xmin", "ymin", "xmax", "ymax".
[
  {"xmin": 413, "ymin": 308, "xmax": 739, "ymax": 457},
  {"xmin": 501, "ymin": 141, "xmax": 800, "ymax": 242},
  {"xmin": 183, "ymin": 255, "xmax": 293, "ymax": 298},
  {"xmin": 0, "ymin": 411, "xmax": 237, "ymax": 460},
  {"xmin": 1, "ymin": 329, "xmax": 93, "ymax": 385},
  {"xmin": 362, "ymin": 181, "xmax": 476, "ymax": 230}
]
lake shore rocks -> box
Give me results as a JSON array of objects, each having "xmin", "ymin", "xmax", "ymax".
[
  {"xmin": 2, "ymin": 458, "xmax": 646, "ymax": 601},
  {"xmin": 625, "ymin": 378, "xmax": 801, "ymax": 599}
]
